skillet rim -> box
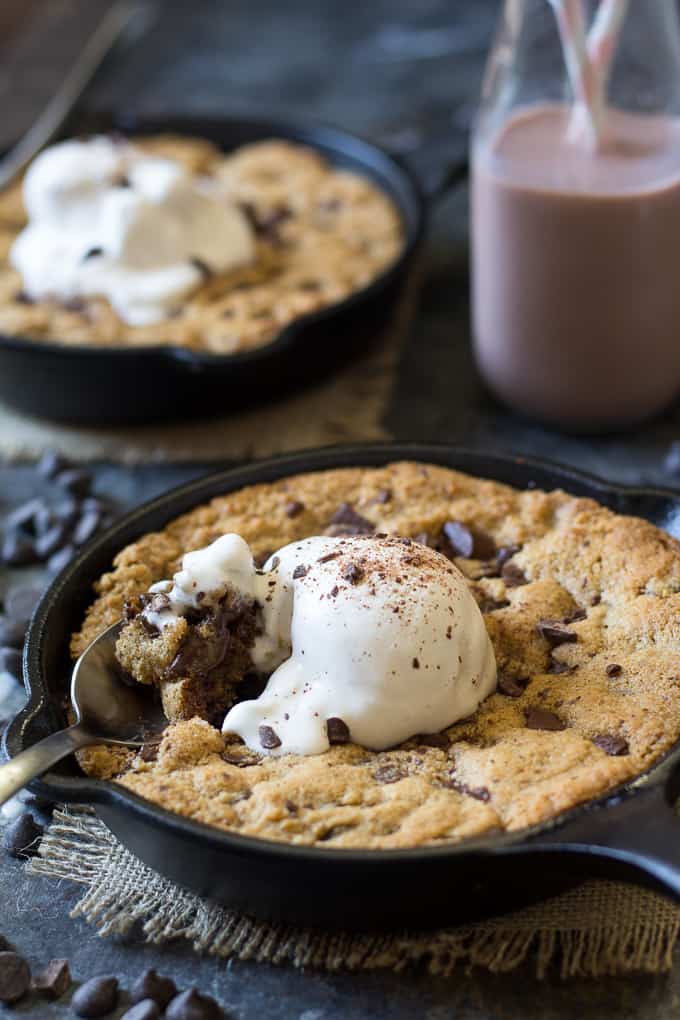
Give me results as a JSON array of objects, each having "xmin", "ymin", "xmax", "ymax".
[{"xmin": 5, "ymin": 440, "xmax": 680, "ymax": 865}]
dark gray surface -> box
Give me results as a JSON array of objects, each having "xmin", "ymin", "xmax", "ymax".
[{"xmin": 1, "ymin": 1, "xmax": 680, "ymax": 1017}]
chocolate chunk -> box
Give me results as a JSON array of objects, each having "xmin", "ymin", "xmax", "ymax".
[
  {"xmin": 606, "ymin": 663, "xmax": 622, "ymax": 677},
  {"xmin": 189, "ymin": 256, "xmax": 213, "ymax": 279},
  {"xmin": 441, "ymin": 521, "xmax": 496, "ymax": 560},
  {"xmin": 131, "ymin": 969, "xmax": 177, "ymax": 1009},
  {"xmin": 166, "ymin": 988, "xmax": 224, "ymax": 1020},
  {"xmin": 341, "ymin": 562, "xmax": 364, "ymax": 585},
  {"xmin": 317, "ymin": 551, "xmax": 339, "ymax": 564},
  {"xmin": 326, "ymin": 717, "xmax": 350, "ymax": 744},
  {"xmin": 497, "ymin": 673, "xmax": 527, "ymax": 698},
  {"xmin": 73, "ymin": 509, "xmax": 102, "ymax": 546},
  {"xmin": 1, "ymin": 531, "xmax": 38, "ymax": 566},
  {"xmin": 330, "ymin": 584, "xmax": 340, "ymax": 597},
  {"xmin": 372, "ymin": 764, "xmax": 406, "ymax": 784},
  {"xmin": 121, "ymin": 1001, "xmax": 161, "ymax": 1020},
  {"xmin": 162, "ymin": 603, "xmax": 239, "ymax": 683},
  {"xmin": 441, "ymin": 777, "xmax": 491, "ymax": 802},
  {"xmin": 0, "ymin": 647, "xmax": 22, "ymax": 682},
  {"xmin": 591, "ymin": 594, "xmax": 602, "ymax": 606},
  {"xmin": 412, "ymin": 657, "xmax": 420, "ymax": 669},
  {"xmin": 374, "ymin": 488, "xmax": 392, "ymax": 504},
  {"xmin": 496, "ymin": 543, "xmax": 521, "ymax": 565},
  {"xmin": 525, "ymin": 707, "xmax": 566, "ymax": 731},
  {"xmin": 327, "ymin": 503, "xmax": 375, "ymax": 536},
  {"xmin": 259, "ymin": 725, "xmax": 281, "ymax": 750},
  {"xmin": 32, "ymin": 958, "xmax": 71, "ymax": 999},
  {"xmin": 36, "ymin": 450, "xmax": 70, "ymax": 479},
  {"xmin": 416, "ymin": 731, "xmax": 450, "ymax": 749},
  {"xmin": 536, "ymin": 619, "xmax": 578, "ymax": 648},
  {"xmin": 0, "ymin": 952, "xmax": 30, "ymax": 1004},
  {"xmin": 593, "ymin": 733, "xmax": 630, "ymax": 756},
  {"xmin": 35, "ymin": 522, "xmax": 70, "ymax": 560},
  {"xmin": 139, "ymin": 743, "xmax": 159, "ymax": 763},
  {"xmin": 72, "ymin": 975, "xmax": 119, "ymax": 1018},
  {"xmin": 547, "ymin": 659, "xmax": 573, "ymax": 675},
  {"xmin": 47, "ymin": 544, "xmax": 76, "ymax": 575},
  {"xmin": 2, "ymin": 812, "xmax": 43, "ymax": 858},
  {"xmin": 0, "ymin": 617, "xmax": 26, "ymax": 649},
  {"xmin": 284, "ymin": 500, "xmax": 305, "ymax": 518},
  {"xmin": 501, "ymin": 561, "xmax": 528, "ymax": 587},
  {"xmin": 221, "ymin": 750, "xmax": 261, "ymax": 767},
  {"xmin": 292, "ymin": 564, "xmax": 308, "ymax": 579},
  {"xmin": 83, "ymin": 246, "xmax": 104, "ymax": 260},
  {"xmin": 55, "ymin": 468, "xmax": 91, "ymax": 497},
  {"xmin": 478, "ymin": 596, "xmax": 510, "ymax": 614},
  {"xmin": 564, "ymin": 607, "xmax": 587, "ymax": 623}
]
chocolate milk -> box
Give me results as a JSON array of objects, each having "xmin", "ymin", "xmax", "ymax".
[{"xmin": 472, "ymin": 104, "xmax": 680, "ymax": 429}]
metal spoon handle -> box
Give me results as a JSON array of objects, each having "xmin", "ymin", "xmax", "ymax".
[{"xmin": 0, "ymin": 725, "xmax": 93, "ymax": 806}]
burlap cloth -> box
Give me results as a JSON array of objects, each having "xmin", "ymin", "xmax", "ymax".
[{"xmin": 29, "ymin": 807, "xmax": 680, "ymax": 978}]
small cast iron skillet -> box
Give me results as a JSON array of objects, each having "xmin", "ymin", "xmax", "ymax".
[
  {"xmin": 5, "ymin": 443, "xmax": 680, "ymax": 931},
  {"xmin": 0, "ymin": 113, "xmax": 450, "ymax": 426}
]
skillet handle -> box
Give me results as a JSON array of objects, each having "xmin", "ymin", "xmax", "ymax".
[{"xmin": 526, "ymin": 783, "xmax": 680, "ymax": 902}]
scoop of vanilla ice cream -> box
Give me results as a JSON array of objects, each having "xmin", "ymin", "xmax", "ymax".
[
  {"xmin": 11, "ymin": 137, "xmax": 255, "ymax": 325},
  {"xmin": 143, "ymin": 532, "xmax": 496, "ymax": 757}
]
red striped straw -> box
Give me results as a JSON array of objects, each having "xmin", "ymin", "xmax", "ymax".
[
  {"xmin": 587, "ymin": 0, "xmax": 629, "ymax": 102},
  {"xmin": 549, "ymin": 0, "xmax": 602, "ymax": 145}
]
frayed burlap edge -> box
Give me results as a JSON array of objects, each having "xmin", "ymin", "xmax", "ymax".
[{"xmin": 29, "ymin": 808, "xmax": 680, "ymax": 979}]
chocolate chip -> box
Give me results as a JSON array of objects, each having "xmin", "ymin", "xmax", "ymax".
[
  {"xmin": 317, "ymin": 551, "xmax": 339, "ymax": 564},
  {"xmin": 32, "ymin": 958, "xmax": 71, "ymax": 999},
  {"xmin": 139, "ymin": 743, "xmax": 159, "ymax": 763},
  {"xmin": 547, "ymin": 659, "xmax": 573, "ymax": 675},
  {"xmin": 83, "ymin": 246, "xmax": 104, "ymax": 260},
  {"xmin": 416, "ymin": 732, "xmax": 450, "ymax": 749},
  {"xmin": 221, "ymin": 750, "xmax": 261, "ymax": 767},
  {"xmin": 0, "ymin": 617, "xmax": 26, "ymax": 649},
  {"xmin": 121, "ymin": 1001, "xmax": 162, "ymax": 1020},
  {"xmin": 35, "ymin": 522, "xmax": 70, "ymax": 560},
  {"xmin": 496, "ymin": 543, "xmax": 521, "ymax": 565},
  {"xmin": 326, "ymin": 717, "xmax": 350, "ymax": 744},
  {"xmin": 593, "ymin": 733, "xmax": 630, "ymax": 756},
  {"xmin": 606, "ymin": 663, "xmax": 622, "ymax": 677},
  {"xmin": 259, "ymin": 725, "xmax": 281, "ymax": 750},
  {"xmin": 497, "ymin": 673, "xmax": 527, "ymax": 698},
  {"xmin": 47, "ymin": 544, "xmax": 76, "ymax": 575},
  {"xmin": 2, "ymin": 812, "xmax": 43, "ymax": 858},
  {"xmin": 166, "ymin": 988, "xmax": 225, "ymax": 1020},
  {"xmin": 372, "ymin": 764, "xmax": 406, "ymax": 784},
  {"xmin": 189, "ymin": 256, "xmax": 213, "ymax": 279},
  {"xmin": 292, "ymin": 564, "xmax": 308, "ymax": 579},
  {"xmin": 327, "ymin": 503, "xmax": 375, "ymax": 536},
  {"xmin": 564, "ymin": 607, "xmax": 587, "ymax": 623},
  {"xmin": 330, "ymin": 585, "xmax": 339, "ymax": 598},
  {"xmin": 284, "ymin": 500, "xmax": 305, "ymax": 518},
  {"xmin": 536, "ymin": 620, "xmax": 578, "ymax": 648},
  {"xmin": 441, "ymin": 777, "xmax": 491, "ymax": 802},
  {"xmin": 1, "ymin": 531, "xmax": 38, "ymax": 566},
  {"xmin": 55, "ymin": 468, "xmax": 91, "ymax": 497},
  {"xmin": 36, "ymin": 450, "xmax": 70, "ymax": 479},
  {"xmin": 72, "ymin": 975, "xmax": 119, "ymax": 1018},
  {"xmin": 0, "ymin": 952, "xmax": 30, "ymax": 1004},
  {"xmin": 341, "ymin": 562, "xmax": 363, "ymax": 585},
  {"xmin": 0, "ymin": 647, "xmax": 22, "ymax": 682},
  {"xmin": 374, "ymin": 488, "xmax": 392, "ymax": 504},
  {"xmin": 525, "ymin": 707, "xmax": 566, "ymax": 731},
  {"xmin": 501, "ymin": 561, "xmax": 528, "ymax": 587},
  {"xmin": 73, "ymin": 509, "xmax": 102, "ymax": 546},
  {"xmin": 412, "ymin": 657, "xmax": 420, "ymax": 669},
  {"xmin": 441, "ymin": 521, "xmax": 496, "ymax": 560}
]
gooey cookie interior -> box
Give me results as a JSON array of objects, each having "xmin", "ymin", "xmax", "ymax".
[{"xmin": 73, "ymin": 462, "xmax": 680, "ymax": 849}]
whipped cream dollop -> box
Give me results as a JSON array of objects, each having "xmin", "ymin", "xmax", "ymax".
[
  {"xmin": 11, "ymin": 137, "xmax": 255, "ymax": 325},
  {"xmin": 146, "ymin": 532, "xmax": 496, "ymax": 756}
]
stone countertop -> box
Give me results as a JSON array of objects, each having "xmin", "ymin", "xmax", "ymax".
[{"xmin": 1, "ymin": 0, "xmax": 680, "ymax": 1017}]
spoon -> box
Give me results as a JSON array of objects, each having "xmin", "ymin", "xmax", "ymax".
[{"xmin": 0, "ymin": 622, "xmax": 166, "ymax": 807}]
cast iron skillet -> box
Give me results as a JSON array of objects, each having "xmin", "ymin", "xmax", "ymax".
[
  {"xmin": 0, "ymin": 113, "xmax": 451, "ymax": 426},
  {"xmin": 5, "ymin": 443, "xmax": 680, "ymax": 931}
]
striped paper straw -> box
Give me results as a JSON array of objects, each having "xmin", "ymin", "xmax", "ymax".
[
  {"xmin": 548, "ymin": 0, "xmax": 602, "ymax": 146},
  {"xmin": 587, "ymin": 0, "xmax": 629, "ymax": 110}
]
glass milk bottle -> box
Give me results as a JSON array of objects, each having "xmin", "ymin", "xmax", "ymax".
[{"xmin": 471, "ymin": 0, "xmax": 680, "ymax": 431}]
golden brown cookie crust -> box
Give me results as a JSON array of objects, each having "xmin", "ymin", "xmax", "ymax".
[
  {"xmin": 0, "ymin": 136, "xmax": 403, "ymax": 353},
  {"xmin": 73, "ymin": 462, "xmax": 680, "ymax": 849}
]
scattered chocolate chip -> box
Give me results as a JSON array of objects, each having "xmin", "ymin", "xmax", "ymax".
[
  {"xmin": 497, "ymin": 674, "xmax": 527, "ymax": 698},
  {"xmin": 501, "ymin": 561, "xmax": 528, "ymax": 587},
  {"xmin": 259, "ymin": 725, "xmax": 281, "ymax": 750},
  {"xmin": 372, "ymin": 764, "xmax": 406, "ymax": 784},
  {"xmin": 0, "ymin": 647, "xmax": 22, "ymax": 682},
  {"xmin": 341, "ymin": 562, "xmax": 363, "ymax": 585},
  {"xmin": 374, "ymin": 488, "xmax": 392, "ymax": 504},
  {"xmin": 564, "ymin": 607, "xmax": 587, "ymax": 623},
  {"xmin": 606, "ymin": 663, "xmax": 622, "ymax": 677},
  {"xmin": 441, "ymin": 777, "xmax": 491, "ymax": 802},
  {"xmin": 0, "ymin": 951, "xmax": 30, "ymax": 1004},
  {"xmin": 189, "ymin": 256, "xmax": 213, "ymax": 279},
  {"xmin": 326, "ymin": 717, "xmax": 350, "ymax": 744},
  {"xmin": 82, "ymin": 246, "xmax": 104, "ymax": 260},
  {"xmin": 441, "ymin": 521, "xmax": 496, "ymax": 560},
  {"xmin": 0, "ymin": 617, "xmax": 27, "ymax": 649},
  {"xmin": 317, "ymin": 551, "xmax": 339, "ymax": 564},
  {"xmin": 72, "ymin": 975, "xmax": 119, "ymax": 1018},
  {"xmin": 166, "ymin": 988, "xmax": 224, "ymax": 1020},
  {"xmin": 416, "ymin": 732, "xmax": 450, "ymax": 749},
  {"xmin": 496, "ymin": 543, "xmax": 521, "ymax": 565},
  {"xmin": 47, "ymin": 544, "xmax": 76, "ymax": 575},
  {"xmin": 284, "ymin": 499, "xmax": 305, "ymax": 518},
  {"xmin": 36, "ymin": 450, "xmax": 70, "ymax": 479},
  {"xmin": 525, "ymin": 707, "xmax": 566, "ymax": 731},
  {"xmin": 73, "ymin": 509, "xmax": 102, "ymax": 546},
  {"xmin": 536, "ymin": 619, "xmax": 578, "ymax": 648},
  {"xmin": 1, "ymin": 531, "xmax": 38, "ymax": 567},
  {"xmin": 547, "ymin": 659, "xmax": 573, "ymax": 675},
  {"xmin": 35, "ymin": 522, "xmax": 69, "ymax": 560},
  {"xmin": 329, "ymin": 584, "xmax": 339, "ymax": 597},
  {"xmin": 139, "ymin": 743, "xmax": 159, "ymax": 763},
  {"xmin": 285, "ymin": 799, "xmax": 298, "ymax": 814},
  {"xmin": 292, "ymin": 564, "xmax": 308, "ymax": 579},
  {"xmin": 120, "ymin": 1001, "xmax": 161, "ymax": 1020},
  {"xmin": 327, "ymin": 503, "xmax": 375, "ymax": 536},
  {"xmin": 412, "ymin": 657, "xmax": 420, "ymax": 669},
  {"xmin": 55, "ymin": 468, "xmax": 91, "ymax": 497},
  {"xmin": 2, "ymin": 812, "xmax": 43, "ymax": 858},
  {"xmin": 221, "ymin": 750, "xmax": 261, "ymax": 767},
  {"xmin": 32, "ymin": 958, "xmax": 71, "ymax": 1000},
  {"xmin": 593, "ymin": 733, "xmax": 630, "ymax": 756}
]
